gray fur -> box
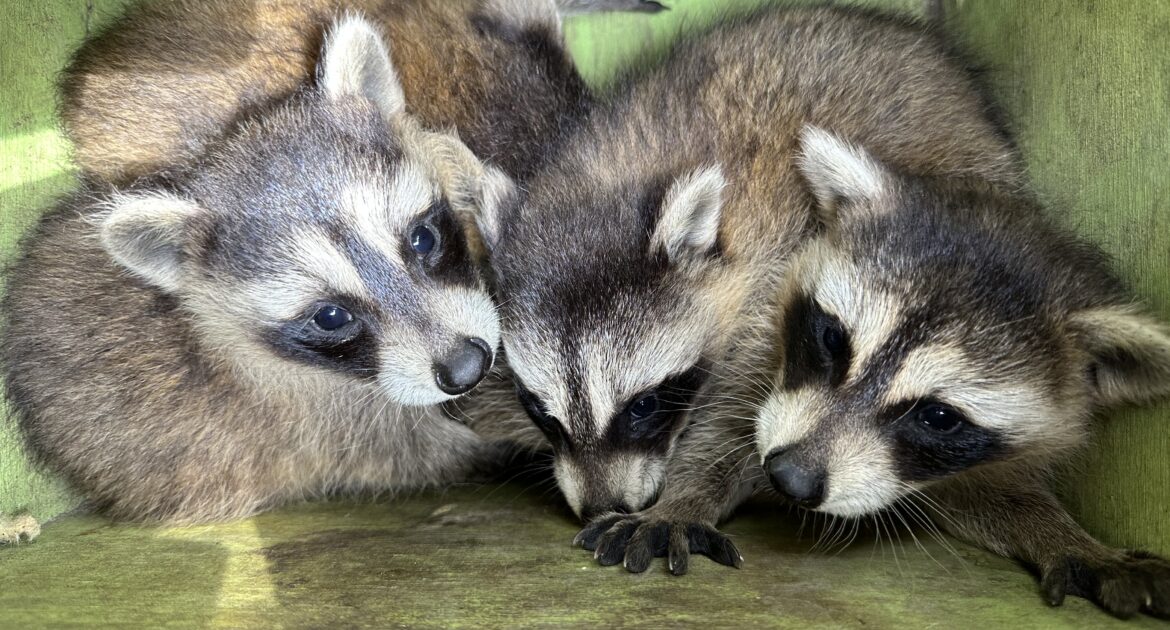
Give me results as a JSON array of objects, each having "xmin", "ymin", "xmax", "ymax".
[
  {"xmin": 1, "ymin": 12, "xmax": 559, "ymax": 523},
  {"xmin": 491, "ymin": 6, "xmax": 1170, "ymax": 617}
]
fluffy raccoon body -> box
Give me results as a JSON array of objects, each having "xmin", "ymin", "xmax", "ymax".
[
  {"xmin": 491, "ymin": 7, "xmax": 1170, "ymax": 618},
  {"xmin": 59, "ymin": 0, "xmax": 653, "ymax": 186},
  {"xmin": 0, "ymin": 7, "xmax": 571, "ymax": 523},
  {"xmin": 490, "ymin": 6, "xmax": 1018, "ymax": 524}
]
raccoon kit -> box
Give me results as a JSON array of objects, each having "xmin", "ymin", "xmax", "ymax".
[
  {"xmin": 481, "ymin": 6, "xmax": 1170, "ymax": 619},
  {"xmin": 59, "ymin": 0, "xmax": 657, "ymax": 187},
  {"xmin": 1, "ymin": 16, "xmax": 522, "ymax": 523}
]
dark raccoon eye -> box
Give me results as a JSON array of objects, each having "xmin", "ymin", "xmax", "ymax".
[
  {"xmin": 410, "ymin": 225, "xmax": 437, "ymax": 255},
  {"xmin": 821, "ymin": 324, "xmax": 847, "ymax": 355},
  {"xmin": 917, "ymin": 403, "xmax": 964, "ymax": 434},
  {"xmin": 313, "ymin": 305, "xmax": 353, "ymax": 331},
  {"xmin": 628, "ymin": 393, "xmax": 660, "ymax": 420}
]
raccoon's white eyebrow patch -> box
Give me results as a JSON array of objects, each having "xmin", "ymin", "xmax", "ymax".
[
  {"xmin": 340, "ymin": 162, "xmax": 435, "ymax": 256},
  {"xmin": 503, "ymin": 333, "xmax": 577, "ymax": 436},
  {"xmin": 813, "ymin": 257, "xmax": 902, "ymax": 383},
  {"xmin": 755, "ymin": 386, "xmax": 824, "ymax": 460},
  {"xmin": 884, "ymin": 344, "xmax": 1060, "ymax": 443},
  {"xmin": 583, "ymin": 306, "xmax": 714, "ymax": 436},
  {"xmin": 244, "ymin": 232, "xmax": 372, "ymax": 320}
]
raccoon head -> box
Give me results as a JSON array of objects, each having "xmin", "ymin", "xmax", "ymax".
[
  {"xmin": 755, "ymin": 126, "xmax": 1170, "ymax": 517},
  {"xmin": 97, "ymin": 15, "xmax": 513, "ymax": 406},
  {"xmin": 482, "ymin": 161, "xmax": 743, "ymax": 519}
]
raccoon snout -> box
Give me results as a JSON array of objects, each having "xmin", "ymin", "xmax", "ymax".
[
  {"xmin": 581, "ymin": 501, "xmax": 633, "ymax": 522},
  {"xmin": 764, "ymin": 449, "xmax": 826, "ymax": 509},
  {"xmin": 433, "ymin": 337, "xmax": 493, "ymax": 395}
]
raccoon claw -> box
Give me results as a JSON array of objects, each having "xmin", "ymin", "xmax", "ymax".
[
  {"xmin": 573, "ymin": 513, "xmax": 624, "ymax": 551},
  {"xmin": 1040, "ymin": 551, "xmax": 1170, "ymax": 619},
  {"xmin": 574, "ymin": 514, "xmax": 741, "ymax": 575}
]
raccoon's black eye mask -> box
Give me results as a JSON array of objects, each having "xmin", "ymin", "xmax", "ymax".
[
  {"xmin": 782, "ymin": 293, "xmax": 853, "ymax": 390},
  {"xmin": 515, "ymin": 383, "xmax": 570, "ymax": 451},
  {"xmin": 613, "ymin": 364, "xmax": 708, "ymax": 447},
  {"xmin": 885, "ymin": 397, "xmax": 1007, "ymax": 480},
  {"xmin": 264, "ymin": 299, "xmax": 378, "ymax": 378},
  {"xmin": 404, "ymin": 199, "xmax": 475, "ymax": 288}
]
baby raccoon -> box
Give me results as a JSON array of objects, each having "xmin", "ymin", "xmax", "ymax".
[
  {"xmin": 563, "ymin": 6, "xmax": 1160, "ymax": 618},
  {"xmin": 60, "ymin": 0, "xmax": 662, "ymax": 187},
  {"xmin": 753, "ymin": 128, "xmax": 1170, "ymax": 619},
  {"xmin": 483, "ymin": 6, "xmax": 1019, "ymax": 526},
  {"xmin": 1, "ymin": 16, "xmax": 515, "ymax": 523}
]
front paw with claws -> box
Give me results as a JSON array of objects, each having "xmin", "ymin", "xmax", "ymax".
[
  {"xmin": 1040, "ymin": 550, "xmax": 1170, "ymax": 619},
  {"xmin": 573, "ymin": 512, "xmax": 742, "ymax": 575}
]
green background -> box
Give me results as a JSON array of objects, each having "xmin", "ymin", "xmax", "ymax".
[{"xmin": 1, "ymin": 1, "xmax": 1168, "ymax": 625}]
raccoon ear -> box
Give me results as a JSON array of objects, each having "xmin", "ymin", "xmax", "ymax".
[
  {"xmin": 100, "ymin": 192, "xmax": 202, "ymax": 293},
  {"xmin": 651, "ymin": 165, "xmax": 726, "ymax": 261},
  {"xmin": 319, "ymin": 14, "xmax": 406, "ymax": 121},
  {"xmin": 472, "ymin": 163, "xmax": 517, "ymax": 252},
  {"xmin": 1069, "ymin": 306, "xmax": 1170, "ymax": 407},
  {"xmin": 408, "ymin": 129, "xmax": 517, "ymax": 251},
  {"xmin": 797, "ymin": 125, "xmax": 892, "ymax": 225}
]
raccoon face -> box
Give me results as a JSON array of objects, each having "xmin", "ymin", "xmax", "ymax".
[
  {"xmin": 755, "ymin": 127, "xmax": 1170, "ymax": 517},
  {"xmin": 483, "ymin": 165, "xmax": 735, "ymax": 519},
  {"xmin": 97, "ymin": 15, "xmax": 511, "ymax": 406}
]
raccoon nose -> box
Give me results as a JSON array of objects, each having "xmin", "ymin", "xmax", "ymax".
[
  {"xmin": 764, "ymin": 449, "xmax": 826, "ymax": 509},
  {"xmin": 433, "ymin": 337, "xmax": 492, "ymax": 395}
]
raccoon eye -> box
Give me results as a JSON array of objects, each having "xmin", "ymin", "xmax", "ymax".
[
  {"xmin": 628, "ymin": 393, "xmax": 660, "ymax": 421},
  {"xmin": 916, "ymin": 403, "xmax": 964, "ymax": 434},
  {"xmin": 312, "ymin": 305, "xmax": 353, "ymax": 331},
  {"xmin": 409, "ymin": 224, "xmax": 437, "ymax": 256},
  {"xmin": 821, "ymin": 324, "xmax": 847, "ymax": 355}
]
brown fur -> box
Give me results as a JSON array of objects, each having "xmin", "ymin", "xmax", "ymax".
[
  {"xmin": 559, "ymin": 7, "xmax": 1170, "ymax": 618},
  {"xmin": 61, "ymin": 0, "xmax": 590, "ymax": 185}
]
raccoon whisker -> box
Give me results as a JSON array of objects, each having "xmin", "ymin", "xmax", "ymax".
[
  {"xmin": 695, "ymin": 361, "xmax": 773, "ymax": 400},
  {"xmin": 897, "ymin": 484, "xmax": 966, "ymax": 536},
  {"xmin": 702, "ymin": 438, "xmax": 758, "ymax": 470},
  {"xmin": 896, "ymin": 487, "xmax": 969, "ymax": 569},
  {"xmin": 890, "ymin": 504, "xmax": 949, "ymax": 573},
  {"xmin": 706, "ymin": 443, "xmax": 757, "ymax": 477},
  {"xmin": 834, "ymin": 518, "xmax": 862, "ymax": 556},
  {"xmin": 900, "ymin": 499, "xmax": 967, "ymax": 570},
  {"xmin": 797, "ymin": 507, "xmax": 811, "ymax": 541},
  {"xmin": 978, "ymin": 314, "xmax": 1038, "ymax": 335}
]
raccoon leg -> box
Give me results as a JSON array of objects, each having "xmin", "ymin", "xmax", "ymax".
[
  {"xmin": 554, "ymin": 0, "xmax": 668, "ymax": 15},
  {"xmin": 928, "ymin": 472, "xmax": 1170, "ymax": 620},
  {"xmin": 574, "ymin": 420, "xmax": 763, "ymax": 575}
]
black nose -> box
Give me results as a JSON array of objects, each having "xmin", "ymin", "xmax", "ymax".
[
  {"xmin": 764, "ymin": 449, "xmax": 826, "ymax": 508},
  {"xmin": 434, "ymin": 337, "xmax": 492, "ymax": 395},
  {"xmin": 580, "ymin": 501, "xmax": 633, "ymax": 522}
]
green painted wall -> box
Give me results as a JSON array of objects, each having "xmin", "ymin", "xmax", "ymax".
[
  {"xmin": 941, "ymin": 0, "xmax": 1170, "ymax": 556},
  {"xmin": 2, "ymin": 0, "xmax": 1167, "ymax": 558}
]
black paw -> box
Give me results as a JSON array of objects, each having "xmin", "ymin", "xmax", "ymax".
[
  {"xmin": 572, "ymin": 513, "xmax": 741, "ymax": 575},
  {"xmin": 1040, "ymin": 550, "xmax": 1170, "ymax": 619}
]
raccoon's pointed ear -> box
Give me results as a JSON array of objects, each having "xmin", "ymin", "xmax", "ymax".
[
  {"xmin": 1069, "ymin": 306, "xmax": 1170, "ymax": 407},
  {"xmin": 472, "ymin": 164, "xmax": 517, "ymax": 252},
  {"xmin": 651, "ymin": 164, "xmax": 726, "ymax": 262},
  {"xmin": 100, "ymin": 192, "xmax": 202, "ymax": 293},
  {"xmin": 408, "ymin": 129, "xmax": 517, "ymax": 252},
  {"xmin": 797, "ymin": 125, "xmax": 892, "ymax": 225},
  {"xmin": 319, "ymin": 14, "xmax": 406, "ymax": 121}
]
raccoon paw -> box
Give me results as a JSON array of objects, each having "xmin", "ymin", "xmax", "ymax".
[
  {"xmin": 1040, "ymin": 551, "xmax": 1170, "ymax": 619},
  {"xmin": 573, "ymin": 514, "xmax": 741, "ymax": 575}
]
